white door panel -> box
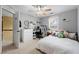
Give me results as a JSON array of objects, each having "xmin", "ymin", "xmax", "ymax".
[{"xmin": 13, "ymin": 12, "xmax": 20, "ymax": 48}]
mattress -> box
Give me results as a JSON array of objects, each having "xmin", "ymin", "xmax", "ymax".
[{"xmin": 36, "ymin": 35, "xmax": 79, "ymax": 54}]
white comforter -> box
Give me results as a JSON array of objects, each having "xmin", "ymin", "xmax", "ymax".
[{"xmin": 36, "ymin": 35, "xmax": 79, "ymax": 54}]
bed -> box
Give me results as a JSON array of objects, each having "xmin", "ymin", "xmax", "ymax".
[{"xmin": 36, "ymin": 35, "xmax": 79, "ymax": 54}]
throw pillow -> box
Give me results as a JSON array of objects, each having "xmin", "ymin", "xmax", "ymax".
[
  {"xmin": 64, "ymin": 31, "xmax": 69, "ymax": 38},
  {"xmin": 68, "ymin": 33, "xmax": 76, "ymax": 39},
  {"xmin": 58, "ymin": 32, "xmax": 64, "ymax": 38}
]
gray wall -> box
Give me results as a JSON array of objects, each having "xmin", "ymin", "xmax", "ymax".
[
  {"xmin": 20, "ymin": 13, "xmax": 40, "ymax": 29},
  {"xmin": 40, "ymin": 16, "xmax": 49, "ymax": 28},
  {"xmin": 19, "ymin": 13, "xmax": 40, "ymax": 40},
  {"xmin": 58, "ymin": 9, "xmax": 77, "ymax": 32},
  {"xmin": 39, "ymin": 17, "xmax": 50, "ymax": 36},
  {"xmin": 78, "ymin": 7, "xmax": 79, "ymax": 40},
  {"xmin": 2, "ymin": 9, "xmax": 13, "ymax": 16},
  {"xmin": 40, "ymin": 9, "xmax": 77, "ymax": 33}
]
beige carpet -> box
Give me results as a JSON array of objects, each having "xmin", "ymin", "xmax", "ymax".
[{"xmin": 2, "ymin": 39, "xmax": 42, "ymax": 54}]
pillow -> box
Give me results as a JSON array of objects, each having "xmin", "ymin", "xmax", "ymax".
[
  {"xmin": 68, "ymin": 33, "xmax": 76, "ymax": 39},
  {"xmin": 52, "ymin": 31, "xmax": 59, "ymax": 36},
  {"xmin": 52, "ymin": 30, "xmax": 56, "ymax": 36},
  {"xmin": 58, "ymin": 31, "xmax": 64, "ymax": 38},
  {"xmin": 64, "ymin": 31, "xmax": 69, "ymax": 38}
]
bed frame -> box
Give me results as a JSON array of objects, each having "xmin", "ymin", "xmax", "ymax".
[
  {"xmin": 36, "ymin": 48, "xmax": 46, "ymax": 54},
  {"xmin": 75, "ymin": 32, "xmax": 78, "ymax": 41}
]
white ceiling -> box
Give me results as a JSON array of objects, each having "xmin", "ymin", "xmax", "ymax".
[{"xmin": 9, "ymin": 5, "xmax": 78, "ymax": 17}]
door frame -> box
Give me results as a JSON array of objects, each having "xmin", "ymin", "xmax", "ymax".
[
  {"xmin": 0, "ymin": 6, "xmax": 20, "ymax": 53},
  {"xmin": 2, "ymin": 8, "xmax": 14, "ymax": 47},
  {"xmin": 0, "ymin": 5, "xmax": 2, "ymax": 53}
]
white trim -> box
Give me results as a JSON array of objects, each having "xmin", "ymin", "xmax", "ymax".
[{"xmin": 0, "ymin": 6, "xmax": 2, "ymax": 53}]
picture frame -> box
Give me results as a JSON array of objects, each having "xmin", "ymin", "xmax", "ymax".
[{"xmin": 24, "ymin": 20, "xmax": 29, "ymax": 29}]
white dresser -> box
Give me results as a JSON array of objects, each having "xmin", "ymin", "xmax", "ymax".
[{"xmin": 23, "ymin": 29, "xmax": 33, "ymax": 42}]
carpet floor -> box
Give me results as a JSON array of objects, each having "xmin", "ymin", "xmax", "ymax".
[{"xmin": 2, "ymin": 39, "xmax": 42, "ymax": 54}]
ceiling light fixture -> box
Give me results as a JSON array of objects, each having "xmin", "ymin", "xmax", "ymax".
[
  {"xmin": 32, "ymin": 5, "xmax": 52, "ymax": 16},
  {"xmin": 32, "ymin": 5, "xmax": 46, "ymax": 11}
]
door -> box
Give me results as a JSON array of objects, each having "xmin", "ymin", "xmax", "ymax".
[
  {"xmin": 0, "ymin": 6, "xmax": 2, "ymax": 53},
  {"xmin": 13, "ymin": 12, "xmax": 20, "ymax": 48},
  {"xmin": 2, "ymin": 9, "xmax": 14, "ymax": 48}
]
